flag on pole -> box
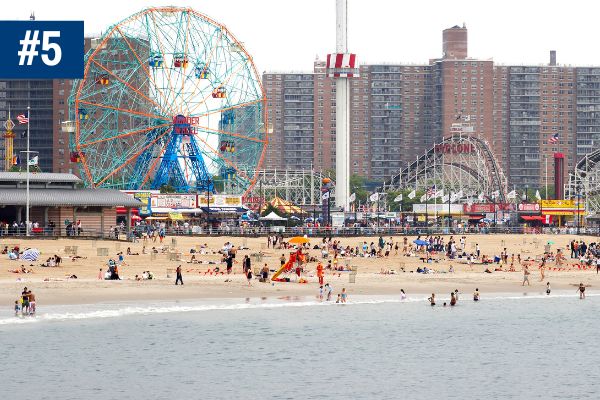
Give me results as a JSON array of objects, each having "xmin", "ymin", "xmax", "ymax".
[
  {"xmin": 548, "ymin": 133, "xmax": 559, "ymax": 144},
  {"xmin": 348, "ymin": 192, "xmax": 356, "ymax": 203},
  {"xmin": 28, "ymin": 155, "xmax": 38, "ymax": 166},
  {"xmin": 321, "ymin": 192, "xmax": 330, "ymax": 201},
  {"xmin": 434, "ymin": 189, "xmax": 444, "ymax": 198},
  {"xmin": 420, "ymin": 194, "xmax": 427, "ymax": 202},
  {"xmin": 369, "ymin": 193, "xmax": 379, "ymax": 202},
  {"xmin": 535, "ymin": 190, "xmax": 542, "ymax": 200},
  {"xmin": 426, "ymin": 185, "xmax": 436, "ymax": 199},
  {"xmin": 506, "ymin": 190, "xmax": 517, "ymax": 200},
  {"xmin": 17, "ymin": 113, "xmax": 29, "ymax": 124},
  {"xmin": 408, "ymin": 190, "xmax": 416, "ymax": 200},
  {"xmin": 441, "ymin": 194, "xmax": 449, "ymax": 202},
  {"xmin": 394, "ymin": 194, "xmax": 403, "ymax": 203}
]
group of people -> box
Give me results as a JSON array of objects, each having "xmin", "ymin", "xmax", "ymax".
[
  {"xmin": 428, "ymin": 289, "xmax": 479, "ymax": 306},
  {"xmin": 15, "ymin": 287, "xmax": 36, "ymax": 316},
  {"xmin": 318, "ymin": 284, "xmax": 348, "ymax": 303}
]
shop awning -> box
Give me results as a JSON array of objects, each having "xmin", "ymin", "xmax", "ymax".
[
  {"xmin": 468, "ymin": 215, "xmax": 485, "ymax": 220},
  {"xmin": 201, "ymin": 206, "xmax": 247, "ymax": 214},
  {"xmin": 151, "ymin": 207, "xmax": 203, "ymax": 214},
  {"xmin": 521, "ymin": 215, "xmax": 544, "ymax": 221}
]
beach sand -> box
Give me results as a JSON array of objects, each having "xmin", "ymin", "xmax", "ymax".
[{"xmin": 1, "ymin": 233, "xmax": 598, "ymax": 306}]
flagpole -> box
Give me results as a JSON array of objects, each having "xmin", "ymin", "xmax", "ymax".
[{"xmin": 26, "ymin": 105, "xmax": 30, "ymax": 237}]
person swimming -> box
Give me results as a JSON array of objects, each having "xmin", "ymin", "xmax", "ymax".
[
  {"xmin": 450, "ymin": 292, "xmax": 457, "ymax": 306},
  {"xmin": 473, "ymin": 288, "xmax": 480, "ymax": 301}
]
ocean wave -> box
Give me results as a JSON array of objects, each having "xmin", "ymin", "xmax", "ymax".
[{"xmin": 1, "ymin": 292, "xmax": 595, "ymax": 325}]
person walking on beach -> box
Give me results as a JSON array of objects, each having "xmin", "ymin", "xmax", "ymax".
[
  {"xmin": 454, "ymin": 289, "xmax": 459, "ymax": 302},
  {"xmin": 539, "ymin": 258, "xmax": 546, "ymax": 282},
  {"xmin": 175, "ymin": 265, "xmax": 183, "ymax": 285},
  {"xmin": 522, "ymin": 266, "xmax": 530, "ymax": 286},
  {"xmin": 476, "ymin": 243, "xmax": 480, "ymax": 259},
  {"xmin": 473, "ymin": 288, "xmax": 480, "ymax": 301},
  {"xmin": 325, "ymin": 283, "xmax": 333, "ymax": 301},
  {"xmin": 28, "ymin": 292, "xmax": 36, "ymax": 315},
  {"xmin": 341, "ymin": 288, "xmax": 347, "ymax": 303},
  {"xmin": 578, "ymin": 283, "xmax": 586, "ymax": 299},
  {"xmin": 21, "ymin": 287, "xmax": 30, "ymax": 315},
  {"xmin": 246, "ymin": 268, "xmax": 253, "ymax": 286},
  {"xmin": 14, "ymin": 300, "xmax": 20, "ymax": 315},
  {"xmin": 546, "ymin": 282, "xmax": 551, "ymax": 295},
  {"xmin": 400, "ymin": 289, "xmax": 406, "ymax": 300}
]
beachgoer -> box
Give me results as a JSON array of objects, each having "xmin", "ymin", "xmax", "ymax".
[
  {"xmin": 546, "ymin": 282, "xmax": 551, "ymax": 295},
  {"xmin": 97, "ymin": 268, "xmax": 103, "ymax": 280},
  {"xmin": 246, "ymin": 268, "xmax": 253, "ymax": 286},
  {"xmin": 21, "ymin": 287, "xmax": 30, "ymax": 315},
  {"xmin": 175, "ymin": 265, "xmax": 183, "ymax": 285},
  {"xmin": 454, "ymin": 289, "xmax": 459, "ymax": 302},
  {"xmin": 578, "ymin": 283, "xmax": 586, "ymax": 299},
  {"xmin": 400, "ymin": 289, "xmax": 406, "ymax": 300},
  {"xmin": 336, "ymin": 294, "xmax": 341, "ymax": 303},
  {"xmin": 428, "ymin": 293, "xmax": 436, "ymax": 306},
  {"xmin": 14, "ymin": 300, "xmax": 20, "ymax": 316},
  {"xmin": 450, "ymin": 292, "xmax": 457, "ymax": 306},
  {"xmin": 473, "ymin": 288, "xmax": 480, "ymax": 301},
  {"xmin": 522, "ymin": 266, "xmax": 530, "ymax": 286},
  {"xmin": 319, "ymin": 286, "xmax": 324, "ymax": 301},
  {"xmin": 28, "ymin": 292, "xmax": 36, "ymax": 315},
  {"xmin": 341, "ymin": 288, "xmax": 347, "ymax": 303},
  {"xmin": 325, "ymin": 283, "xmax": 333, "ymax": 301}
]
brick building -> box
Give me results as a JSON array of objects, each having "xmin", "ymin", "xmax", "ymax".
[{"xmin": 262, "ymin": 24, "xmax": 600, "ymax": 188}]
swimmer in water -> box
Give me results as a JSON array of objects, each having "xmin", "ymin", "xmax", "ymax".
[
  {"xmin": 428, "ymin": 293, "xmax": 436, "ymax": 306},
  {"xmin": 473, "ymin": 288, "xmax": 480, "ymax": 301},
  {"xmin": 546, "ymin": 282, "xmax": 551, "ymax": 295},
  {"xmin": 578, "ymin": 283, "xmax": 586, "ymax": 299},
  {"xmin": 450, "ymin": 292, "xmax": 457, "ymax": 306},
  {"xmin": 400, "ymin": 289, "xmax": 406, "ymax": 300}
]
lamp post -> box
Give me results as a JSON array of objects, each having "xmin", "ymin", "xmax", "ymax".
[
  {"xmin": 525, "ymin": 184, "xmax": 529, "ymax": 203},
  {"xmin": 576, "ymin": 183, "xmax": 582, "ymax": 235}
]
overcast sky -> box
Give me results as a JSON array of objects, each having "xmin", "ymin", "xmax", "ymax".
[{"xmin": 5, "ymin": 0, "xmax": 600, "ymax": 72}]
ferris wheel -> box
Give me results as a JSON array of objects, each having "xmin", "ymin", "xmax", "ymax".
[{"xmin": 69, "ymin": 6, "xmax": 268, "ymax": 194}]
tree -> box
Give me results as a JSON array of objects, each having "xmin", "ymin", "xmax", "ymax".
[
  {"xmin": 9, "ymin": 164, "xmax": 41, "ymax": 173},
  {"xmin": 159, "ymin": 184, "xmax": 176, "ymax": 193}
]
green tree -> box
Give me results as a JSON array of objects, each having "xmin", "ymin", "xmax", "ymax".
[{"xmin": 159, "ymin": 184, "xmax": 176, "ymax": 193}]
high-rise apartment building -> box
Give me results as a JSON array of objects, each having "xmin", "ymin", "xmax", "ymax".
[{"xmin": 262, "ymin": 25, "xmax": 600, "ymax": 188}]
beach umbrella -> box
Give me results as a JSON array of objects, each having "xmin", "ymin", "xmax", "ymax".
[
  {"xmin": 22, "ymin": 248, "xmax": 40, "ymax": 261},
  {"xmin": 289, "ymin": 236, "xmax": 310, "ymax": 244},
  {"xmin": 413, "ymin": 239, "xmax": 429, "ymax": 246}
]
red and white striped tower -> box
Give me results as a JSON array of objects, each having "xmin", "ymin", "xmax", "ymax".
[{"xmin": 327, "ymin": 0, "xmax": 358, "ymax": 212}]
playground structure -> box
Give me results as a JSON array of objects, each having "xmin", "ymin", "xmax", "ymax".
[
  {"xmin": 383, "ymin": 134, "xmax": 509, "ymax": 202},
  {"xmin": 68, "ymin": 6, "xmax": 268, "ymax": 195},
  {"xmin": 271, "ymin": 251, "xmax": 307, "ymax": 282}
]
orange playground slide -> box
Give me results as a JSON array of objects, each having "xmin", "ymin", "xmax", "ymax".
[{"xmin": 272, "ymin": 252, "xmax": 305, "ymax": 282}]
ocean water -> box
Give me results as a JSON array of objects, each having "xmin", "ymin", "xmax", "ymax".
[{"xmin": 1, "ymin": 293, "xmax": 599, "ymax": 400}]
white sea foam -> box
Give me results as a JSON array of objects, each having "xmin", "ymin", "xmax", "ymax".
[{"xmin": 0, "ymin": 292, "xmax": 595, "ymax": 326}]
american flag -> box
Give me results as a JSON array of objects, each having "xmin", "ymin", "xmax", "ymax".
[
  {"xmin": 426, "ymin": 185, "xmax": 436, "ymax": 198},
  {"xmin": 548, "ymin": 133, "xmax": 559, "ymax": 144},
  {"xmin": 17, "ymin": 113, "xmax": 29, "ymax": 124}
]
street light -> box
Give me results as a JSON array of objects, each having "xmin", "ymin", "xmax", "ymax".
[{"xmin": 576, "ymin": 183, "xmax": 583, "ymax": 235}]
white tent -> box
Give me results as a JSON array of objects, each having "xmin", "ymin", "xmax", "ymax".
[{"xmin": 259, "ymin": 211, "xmax": 288, "ymax": 221}]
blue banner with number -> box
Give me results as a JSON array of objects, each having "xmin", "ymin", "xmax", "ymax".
[{"xmin": 0, "ymin": 20, "xmax": 84, "ymax": 79}]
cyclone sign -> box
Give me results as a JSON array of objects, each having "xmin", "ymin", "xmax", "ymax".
[{"xmin": 0, "ymin": 21, "xmax": 84, "ymax": 78}]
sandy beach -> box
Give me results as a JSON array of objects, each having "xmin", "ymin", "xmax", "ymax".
[{"xmin": 2, "ymin": 233, "xmax": 598, "ymax": 306}]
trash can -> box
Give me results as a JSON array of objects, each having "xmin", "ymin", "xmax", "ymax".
[{"xmin": 349, "ymin": 267, "xmax": 358, "ymax": 283}]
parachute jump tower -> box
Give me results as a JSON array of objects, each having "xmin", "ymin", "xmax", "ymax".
[{"xmin": 327, "ymin": 0, "xmax": 358, "ymax": 211}]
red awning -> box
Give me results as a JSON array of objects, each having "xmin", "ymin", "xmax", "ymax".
[
  {"xmin": 521, "ymin": 215, "xmax": 544, "ymax": 221},
  {"xmin": 116, "ymin": 207, "xmax": 139, "ymax": 215},
  {"xmin": 468, "ymin": 215, "xmax": 485, "ymax": 220}
]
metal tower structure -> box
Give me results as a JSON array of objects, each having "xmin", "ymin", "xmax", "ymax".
[
  {"xmin": 245, "ymin": 169, "xmax": 329, "ymax": 207},
  {"xmin": 3, "ymin": 112, "xmax": 15, "ymax": 171},
  {"xmin": 327, "ymin": 0, "xmax": 358, "ymax": 212},
  {"xmin": 567, "ymin": 149, "xmax": 600, "ymax": 217}
]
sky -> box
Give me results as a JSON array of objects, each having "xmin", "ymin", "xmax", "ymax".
[{"xmin": 4, "ymin": 0, "xmax": 600, "ymax": 72}]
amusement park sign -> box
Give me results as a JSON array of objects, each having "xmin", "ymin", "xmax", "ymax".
[{"xmin": 434, "ymin": 143, "xmax": 475, "ymax": 154}]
